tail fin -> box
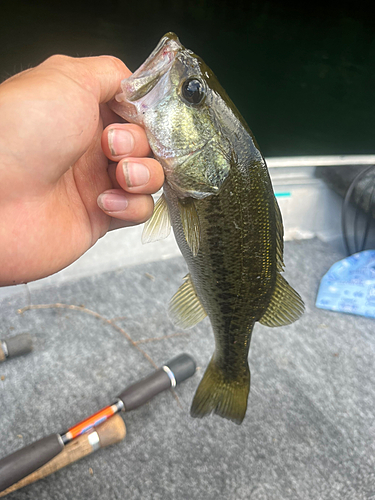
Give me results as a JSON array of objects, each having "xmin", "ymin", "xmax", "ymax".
[{"xmin": 190, "ymin": 357, "xmax": 250, "ymax": 425}]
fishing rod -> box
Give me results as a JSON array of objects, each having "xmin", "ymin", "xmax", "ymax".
[
  {"xmin": 0, "ymin": 414, "xmax": 126, "ymax": 497},
  {"xmin": 0, "ymin": 333, "xmax": 32, "ymax": 363},
  {"xmin": 0, "ymin": 353, "xmax": 196, "ymax": 492}
]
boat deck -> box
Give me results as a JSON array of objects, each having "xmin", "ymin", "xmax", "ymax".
[{"xmin": 0, "ymin": 237, "xmax": 374, "ymax": 499}]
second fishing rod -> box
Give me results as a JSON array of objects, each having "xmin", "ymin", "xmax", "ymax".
[{"xmin": 0, "ymin": 353, "xmax": 196, "ymax": 492}]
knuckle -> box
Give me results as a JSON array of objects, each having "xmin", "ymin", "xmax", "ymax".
[
  {"xmin": 42, "ymin": 54, "xmax": 73, "ymax": 67},
  {"xmin": 99, "ymin": 55, "xmax": 124, "ymax": 69}
]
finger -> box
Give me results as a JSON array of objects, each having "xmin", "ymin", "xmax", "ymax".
[
  {"xmin": 97, "ymin": 189, "xmax": 154, "ymax": 224},
  {"xmin": 108, "ymin": 218, "xmax": 139, "ymax": 231},
  {"xmin": 102, "ymin": 123, "xmax": 152, "ymax": 160},
  {"xmin": 100, "ymin": 103, "xmax": 126, "ymax": 130},
  {"xmin": 107, "ymin": 163, "xmax": 121, "ymax": 189},
  {"xmin": 116, "ymin": 157, "xmax": 164, "ymax": 194}
]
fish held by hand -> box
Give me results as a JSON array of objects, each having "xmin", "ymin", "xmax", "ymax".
[{"xmin": 110, "ymin": 33, "xmax": 304, "ymax": 424}]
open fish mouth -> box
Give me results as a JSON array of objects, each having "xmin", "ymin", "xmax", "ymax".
[{"xmin": 116, "ymin": 33, "xmax": 182, "ymax": 104}]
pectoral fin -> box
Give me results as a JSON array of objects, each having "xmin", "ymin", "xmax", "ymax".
[
  {"xmin": 178, "ymin": 198, "xmax": 200, "ymax": 256},
  {"xmin": 142, "ymin": 193, "xmax": 171, "ymax": 244},
  {"xmin": 168, "ymin": 274, "xmax": 207, "ymax": 329},
  {"xmin": 259, "ymin": 274, "xmax": 304, "ymax": 327}
]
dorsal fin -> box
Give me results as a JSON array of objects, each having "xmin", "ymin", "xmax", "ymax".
[
  {"xmin": 168, "ymin": 274, "xmax": 207, "ymax": 329},
  {"xmin": 274, "ymin": 196, "xmax": 285, "ymax": 272},
  {"xmin": 259, "ymin": 273, "xmax": 304, "ymax": 327},
  {"xmin": 178, "ymin": 198, "xmax": 200, "ymax": 256},
  {"xmin": 141, "ymin": 193, "xmax": 171, "ymax": 244}
]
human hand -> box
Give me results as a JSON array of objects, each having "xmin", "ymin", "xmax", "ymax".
[{"xmin": 0, "ymin": 55, "xmax": 164, "ymax": 286}]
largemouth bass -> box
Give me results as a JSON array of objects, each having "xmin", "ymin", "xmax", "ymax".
[{"xmin": 110, "ymin": 33, "xmax": 304, "ymax": 424}]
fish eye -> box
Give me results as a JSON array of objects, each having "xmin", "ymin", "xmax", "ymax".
[{"xmin": 181, "ymin": 78, "xmax": 206, "ymax": 105}]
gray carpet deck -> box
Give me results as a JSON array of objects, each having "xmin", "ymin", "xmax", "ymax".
[{"xmin": 0, "ymin": 238, "xmax": 374, "ymax": 499}]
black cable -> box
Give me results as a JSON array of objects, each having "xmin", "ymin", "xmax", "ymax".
[
  {"xmin": 342, "ymin": 165, "xmax": 375, "ymax": 256},
  {"xmin": 360, "ymin": 179, "xmax": 375, "ymax": 252},
  {"xmin": 353, "ymin": 193, "xmax": 361, "ymax": 254},
  {"xmin": 354, "ymin": 173, "xmax": 373, "ymax": 253}
]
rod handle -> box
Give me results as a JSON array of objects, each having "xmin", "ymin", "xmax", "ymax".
[
  {"xmin": 0, "ymin": 333, "xmax": 33, "ymax": 362},
  {"xmin": 0, "ymin": 415, "xmax": 126, "ymax": 497},
  {"xmin": 166, "ymin": 353, "xmax": 196, "ymax": 384},
  {"xmin": 0, "ymin": 434, "xmax": 63, "ymax": 492},
  {"xmin": 118, "ymin": 353, "xmax": 196, "ymax": 411}
]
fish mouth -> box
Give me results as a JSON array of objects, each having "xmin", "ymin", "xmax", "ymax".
[{"xmin": 116, "ymin": 33, "xmax": 182, "ymax": 104}]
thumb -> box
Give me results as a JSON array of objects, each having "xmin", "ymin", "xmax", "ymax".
[
  {"xmin": 38, "ymin": 54, "xmax": 132, "ymax": 104},
  {"xmin": 0, "ymin": 55, "xmax": 132, "ymax": 189}
]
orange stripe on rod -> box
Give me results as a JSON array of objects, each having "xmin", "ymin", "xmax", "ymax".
[{"xmin": 64, "ymin": 404, "xmax": 119, "ymax": 441}]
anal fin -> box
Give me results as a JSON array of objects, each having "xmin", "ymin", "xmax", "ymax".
[
  {"xmin": 259, "ymin": 273, "xmax": 305, "ymax": 327},
  {"xmin": 168, "ymin": 274, "xmax": 207, "ymax": 329}
]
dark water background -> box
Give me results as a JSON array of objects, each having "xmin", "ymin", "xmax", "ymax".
[{"xmin": 1, "ymin": 0, "xmax": 374, "ymax": 157}]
